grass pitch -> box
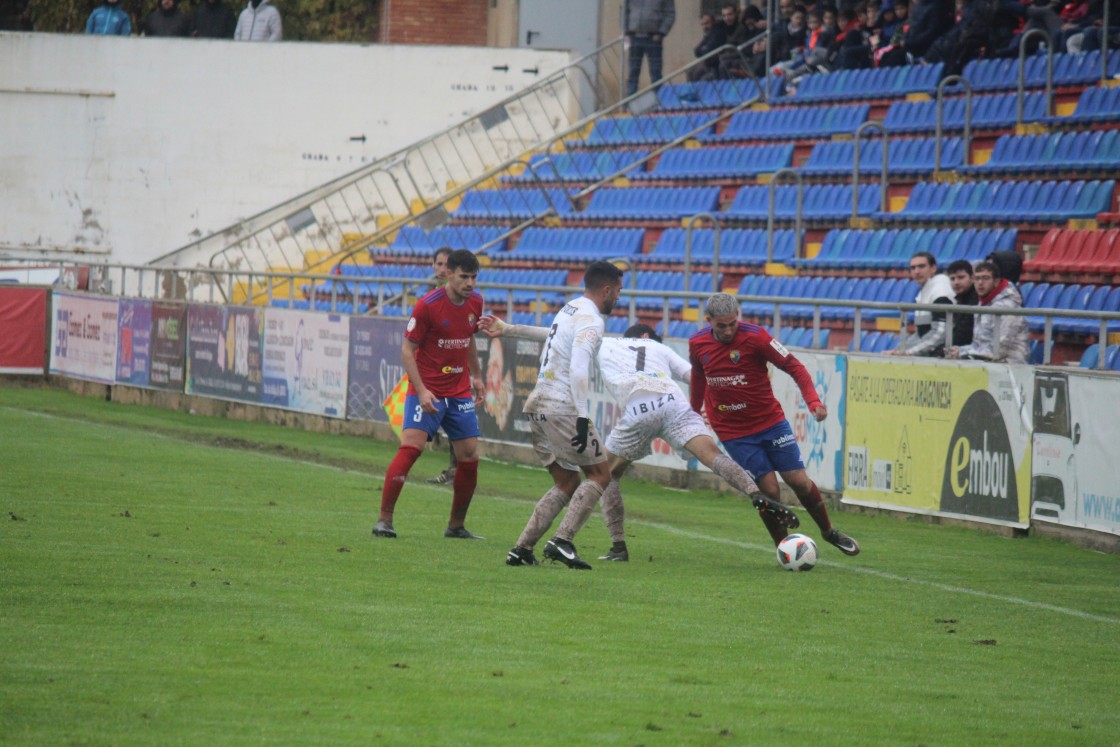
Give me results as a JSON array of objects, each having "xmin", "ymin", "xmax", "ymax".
[{"xmin": 2, "ymin": 385, "xmax": 1118, "ymax": 746}]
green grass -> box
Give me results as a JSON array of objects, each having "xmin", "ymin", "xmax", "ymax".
[{"xmin": 2, "ymin": 384, "xmax": 1119, "ymax": 746}]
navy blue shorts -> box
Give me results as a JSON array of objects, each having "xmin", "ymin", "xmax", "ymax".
[
  {"xmin": 403, "ymin": 394, "xmax": 480, "ymax": 441},
  {"xmin": 722, "ymin": 420, "xmax": 804, "ymax": 480}
]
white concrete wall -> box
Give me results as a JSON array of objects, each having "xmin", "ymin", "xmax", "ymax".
[{"xmin": 0, "ymin": 32, "xmax": 571, "ymax": 265}]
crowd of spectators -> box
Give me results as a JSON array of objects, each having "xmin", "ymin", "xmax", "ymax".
[
  {"xmin": 691, "ymin": 0, "xmax": 1118, "ymax": 86},
  {"xmin": 84, "ymin": 0, "xmax": 278, "ymax": 40}
]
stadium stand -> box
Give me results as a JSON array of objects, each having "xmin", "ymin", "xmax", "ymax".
[{"xmin": 349, "ymin": 45, "xmax": 1120, "ymax": 363}]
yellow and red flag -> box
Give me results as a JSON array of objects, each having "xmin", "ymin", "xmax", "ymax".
[{"xmin": 381, "ymin": 375, "xmax": 409, "ymax": 440}]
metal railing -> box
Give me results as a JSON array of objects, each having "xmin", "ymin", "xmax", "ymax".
[
  {"xmin": 150, "ymin": 37, "xmax": 629, "ymax": 274},
  {"xmin": 935, "ymin": 76, "xmax": 972, "ymax": 171},
  {"xmin": 1017, "ymin": 29, "xmax": 1054, "ymax": 128},
  {"xmin": 852, "ymin": 122, "xmax": 889, "ymax": 214},
  {"xmin": 18, "ymin": 258, "xmax": 1120, "ymax": 370}
]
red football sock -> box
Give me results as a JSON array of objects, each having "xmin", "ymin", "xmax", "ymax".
[
  {"xmin": 449, "ymin": 459, "xmax": 479, "ymax": 528},
  {"xmin": 379, "ymin": 445, "xmax": 422, "ymax": 522},
  {"xmin": 759, "ymin": 510, "xmax": 789, "ymax": 546},
  {"xmin": 799, "ymin": 480, "xmax": 833, "ymax": 534}
]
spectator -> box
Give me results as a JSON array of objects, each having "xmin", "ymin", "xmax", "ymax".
[
  {"xmin": 719, "ymin": 4, "xmax": 765, "ymax": 78},
  {"xmin": 720, "ymin": 2, "xmax": 742, "ymax": 36},
  {"xmin": 776, "ymin": 8, "xmax": 833, "ymax": 79},
  {"xmin": 234, "ymin": 0, "xmax": 282, "ymax": 41},
  {"xmin": 902, "ymin": 0, "xmax": 954, "ymax": 59},
  {"xmin": 143, "ymin": 0, "xmax": 191, "ymax": 37},
  {"xmin": 86, "ymin": 0, "xmax": 131, "ymax": 36},
  {"xmin": 625, "ymin": 0, "xmax": 676, "ymax": 95},
  {"xmin": 950, "ymin": 260, "xmax": 1029, "ymax": 363},
  {"xmin": 946, "ymin": 259, "xmax": 979, "ymax": 348},
  {"xmin": 688, "ymin": 13, "xmax": 729, "ymax": 81},
  {"xmin": 889, "ymin": 251, "xmax": 955, "ymax": 356},
  {"xmin": 193, "ymin": 0, "xmax": 237, "ymax": 39}
]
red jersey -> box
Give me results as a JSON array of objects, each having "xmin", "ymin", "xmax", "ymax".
[
  {"xmin": 405, "ymin": 287, "xmax": 483, "ymax": 398},
  {"xmin": 688, "ymin": 322, "xmax": 822, "ymax": 440}
]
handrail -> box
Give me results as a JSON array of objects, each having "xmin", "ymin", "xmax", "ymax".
[
  {"xmin": 19, "ymin": 257, "xmax": 1120, "ymax": 361},
  {"xmin": 149, "ymin": 36, "xmax": 629, "ymax": 276},
  {"xmin": 1103, "ymin": 0, "xmax": 1112, "ymax": 84},
  {"xmin": 767, "ymin": 168, "xmax": 803, "ymax": 262},
  {"xmin": 329, "ymin": 40, "xmax": 765, "ymax": 270},
  {"xmin": 683, "ymin": 213, "xmax": 722, "ymax": 295},
  {"xmin": 852, "ymin": 121, "xmax": 888, "ymax": 214},
  {"xmin": 1017, "ymin": 29, "xmax": 1054, "ymax": 127},
  {"xmin": 609, "ymin": 255, "xmax": 638, "ymax": 324},
  {"xmin": 935, "ymin": 75, "xmax": 972, "ymax": 170}
]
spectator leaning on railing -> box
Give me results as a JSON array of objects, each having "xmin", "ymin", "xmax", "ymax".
[
  {"xmin": 949, "ymin": 260, "xmax": 1029, "ymax": 364},
  {"xmin": 888, "ymin": 251, "xmax": 955, "ymax": 357}
]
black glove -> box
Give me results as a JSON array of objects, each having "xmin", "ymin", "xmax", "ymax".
[{"xmin": 570, "ymin": 417, "xmax": 591, "ymax": 453}]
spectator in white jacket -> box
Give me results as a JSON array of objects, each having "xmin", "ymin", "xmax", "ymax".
[
  {"xmin": 234, "ymin": 0, "xmax": 281, "ymax": 41},
  {"xmin": 949, "ymin": 260, "xmax": 1029, "ymax": 364}
]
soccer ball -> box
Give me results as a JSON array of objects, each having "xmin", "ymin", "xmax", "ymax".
[{"xmin": 776, "ymin": 534, "xmax": 818, "ymax": 572}]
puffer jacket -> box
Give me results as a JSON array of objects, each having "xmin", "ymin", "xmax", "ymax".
[
  {"xmin": 234, "ymin": 0, "xmax": 281, "ymax": 41},
  {"xmin": 957, "ymin": 280, "xmax": 1029, "ymax": 363}
]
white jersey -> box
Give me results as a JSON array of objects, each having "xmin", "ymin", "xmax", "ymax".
[
  {"xmin": 597, "ymin": 337, "xmax": 691, "ymax": 404},
  {"xmin": 523, "ymin": 296, "xmax": 604, "ymax": 416}
]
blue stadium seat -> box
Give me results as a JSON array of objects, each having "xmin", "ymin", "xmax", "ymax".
[
  {"xmin": 1046, "ymin": 84, "xmax": 1120, "ymax": 125},
  {"xmin": 390, "ymin": 225, "xmax": 509, "ymax": 256},
  {"xmin": 510, "ymin": 227, "xmax": 645, "ymax": 263},
  {"xmin": 632, "ymin": 144, "xmax": 795, "ymax": 180},
  {"xmin": 454, "ymin": 188, "xmax": 575, "ymax": 219},
  {"xmin": 580, "ymin": 186, "xmax": 721, "ymax": 220},
  {"xmin": 700, "ymin": 103, "xmax": 871, "ymax": 142}
]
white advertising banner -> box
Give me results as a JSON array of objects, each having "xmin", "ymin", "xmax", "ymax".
[
  {"xmin": 771, "ymin": 350, "xmax": 847, "ymax": 492},
  {"xmin": 261, "ymin": 308, "xmax": 350, "ymax": 417},
  {"xmin": 49, "ymin": 292, "xmax": 119, "ymax": 384},
  {"xmin": 1032, "ymin": 371, "xmax": 1120, "ymax": 535}
]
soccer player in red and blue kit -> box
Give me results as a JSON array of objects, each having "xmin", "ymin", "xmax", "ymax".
[
  {"xmin": 689, "ymin": 293, "xmax": 860, "ymax": 556},
  {"xmin": 373, "ymin": 249, "xmax": 487, "ymax": 540}
]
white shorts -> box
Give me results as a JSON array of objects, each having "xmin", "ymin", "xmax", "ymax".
[
  {"xmin": 605, "ymin": 393, "xmax": 710, "ymax": 463},
  {"xmin": 527, "ymin": 412, "xmax": 609, "ymax": 470}
]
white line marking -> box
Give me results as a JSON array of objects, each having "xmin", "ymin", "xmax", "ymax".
[
  {"xmin": 641, "ymin": 520, "xmax": 1120, "ymax": 626},
  {"xmin": 7, "ymin": 405, "xmax": 1119, "ymax": 625}
]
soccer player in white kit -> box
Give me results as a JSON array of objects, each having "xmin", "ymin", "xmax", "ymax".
[
  {"xmin": 481, "ymin": 319, "xmax": 800, "ymax": 568},
  {"xmin": 480, "ymin": 261, "xmax": 623, "ymax": 570}
]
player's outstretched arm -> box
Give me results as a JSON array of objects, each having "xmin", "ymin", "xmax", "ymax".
[{"xmin": 478, "ymin": 314, "xmax": 550, "ymax": 341}]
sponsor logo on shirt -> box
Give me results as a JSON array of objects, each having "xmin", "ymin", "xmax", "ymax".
[
  {"xmin": 717, "ymin": 402, "xmax": 749, "ymax": 411},
  {"xmin": 407, "ymin": 317, "xmax": 417, "ymax": 332},
  {"xmin": 770, "ymin": 339, "xmax": 790, "ymax": 357},
  {"xmin": 706, "ymin": 374, "xmax": 747, "ymax": 387},
  {"xmin": 441, "ymin": 365, "xmax": 465, "ymax": 374},
  {"xmin": 437, "ymin": 338, "xmax": 471, "ymax": 349}
]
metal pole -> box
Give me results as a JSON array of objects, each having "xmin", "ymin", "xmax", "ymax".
[
  {"xmin": 853, "ymin": 121, "xmax": 888, "ymax": 215},
  {"xmin": 1017, "ymin": 29, "xmax": 1054, "ymax": 127},
  {"xmin": 936, "ymin": 75, "xmax": 972, "ymax": 170},
  {"xmin": 767, "ymin": 168, "xmax": 803, "ymax": 262}
]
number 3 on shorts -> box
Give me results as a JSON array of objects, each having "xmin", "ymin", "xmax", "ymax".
[{"xmin": 412, "ymin": 404, "xmax": 424, "ymax": 423}]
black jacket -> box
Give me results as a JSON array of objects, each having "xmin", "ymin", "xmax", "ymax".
[{"xmin": 193, "ymin": 1, "xmax": 237, "ymax": 39}]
